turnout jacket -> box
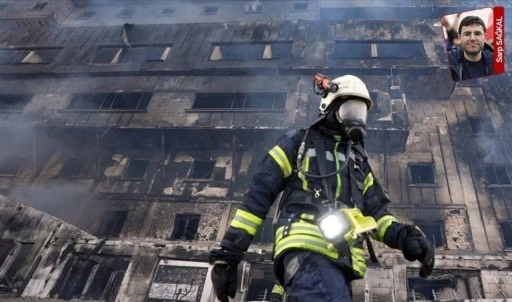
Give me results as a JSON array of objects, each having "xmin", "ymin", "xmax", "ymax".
[{"xmin": 221, "ymin": 126, "xmax": 401, "ymax": 282}]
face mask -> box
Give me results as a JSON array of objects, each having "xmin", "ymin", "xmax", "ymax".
[{"xmin": 335, "ymin": 99, "xmax": 368, "ymax": 142}]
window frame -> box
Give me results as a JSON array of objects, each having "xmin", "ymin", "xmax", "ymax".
[
  {"xmin": 169, "ymin": 213, "xmax": 201, "ymax": 241},
  {"xmin": 189, "ymin": 93, "xmax": 287, "ymax": 112},
  {"xmin": 203, "ymin": 5, "xmax": 219, "ymax": 15},
  {"xmin": 65, "ymin": 92, "xmax": 152, "ymax": 112},
  {"xmin": 498, "ymin": 221, "xmax": 512, "ymax": 249},
  {"xmin": 407, "ymin": 163, "xmax": 437, "ymax": 187},
  {"xmin": 334, "ymin": 40, "xmax": 425, "ymax": 59},
  {"xmin": 186, "ymin": 159, "xmax": 216, "ymax": 180},
  {"xmin": 122, "ymin": 158, "xmax": 150, "ymax": 180},
  {"xmin": 484, "ymin": 164, "xmax": 511, "ymax": 187},
  {"xmin": 209, "ymin": 42, "xmax": 293, "ymax": 61},
  {"xmin": 469, "ymin": 117, "xmax": 496, "ymax": 135},
  {"xmin": 0, "ymin": 48, "xmax": 61, "ymax": 64},
  {"xmin": 414, "ymin": 220, "xmax": 446, "ymax": 248},
  {"xmin": 98, "ymin": 210, "xmax": 128, "ymax": 238},
  {"xmin": 91, "ymin": 45, "xmax": 171, "ymax": 64}
]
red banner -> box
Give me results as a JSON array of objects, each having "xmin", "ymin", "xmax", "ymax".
[{"xmin": 493, "ymin": 6, "xmax": 505, "ymax": 74}]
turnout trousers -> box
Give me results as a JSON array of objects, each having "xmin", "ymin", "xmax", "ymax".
[{"xmin": 281, "ymin": 250, "xmax": 354, "ymax": 302}]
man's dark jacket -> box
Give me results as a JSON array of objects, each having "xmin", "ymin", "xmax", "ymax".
[{"xmin": 448, "ymin": 43, "xmax": 494, "ymax": 81}]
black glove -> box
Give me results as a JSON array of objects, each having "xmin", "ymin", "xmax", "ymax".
[
  {"xmin": 399, "ymin": 225, "xmax": 435, "ymax": 278},
  {"xmin": 209, "ymin": 248, "xmax": 244, "ymax": 302}
]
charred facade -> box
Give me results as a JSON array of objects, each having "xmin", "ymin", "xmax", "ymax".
[{"xmin": 0, "ymin": 0, "xmax": 512, "ymax": 301}]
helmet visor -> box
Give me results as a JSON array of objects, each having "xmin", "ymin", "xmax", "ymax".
[{"xmin": 335, "ymin": 99, "xmax": 368, "ymax": 125}]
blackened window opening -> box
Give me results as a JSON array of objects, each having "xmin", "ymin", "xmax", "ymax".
[
  {"xmin": 204, "ymin": 5, "xmax": 218, "ymax": 14},
  {"xmin": 161, "ymin": 7, "xmax": 175, "ymax": 15},
  {"xmin": 79, "ymin": 10, "xmax": 95, "ymax": 18},
  {"xmin": 60, "ymin": 156, "xmax": 86, "ymax": 178},
  {"xmin": 0, "ymin": 242, "xmax": 34, "ymax": 292},
  {"xmin": 31, "ymin": 2, "xmax": 47, "ymax": 10},
  {"xmin": 469, "ymin": 117, "xmax": 495, "ymax": 134},
  {"xmin": 92, "ymin": 46, "xmax": 170, "ymax": 64},
  {"xmin": 409, "ymin": 163, "xmax": 436, "ymax": 184},
  {"xmin": 485, "ymin": 164, "xmax": 511, "ymax": 185},
  {"xmin": 68, "ymin": 93, "xmax": 152, "ymax": 111},
  {"xmin": 414, "ymin": 220, "xmax": 445, "ymax": 248},
  {"xmin": 99, "ymin": 211, "xmax": 128, "ymax": 237},
  {"xmin": 499, "ymin": 221, "xmax": 512, "ymax": 248},
  {"xmin": 335, "ymin": 40, "xmax": 424, "ymax": 58},
  {"xmin": 247, "ymin": 268, "xmax": 275, "ymax": 301},
  {"xmin": 123, "ymin": 159, "xmax": 149, "ymax": 179},
  {"xmin": 0, "ymin": 95, "xmax": 31, "ymax": 111},
  {"xmin": 189, "ymin": 160, "xmax": 215, "ymax": 179},
  {"xmin": 193, "ymin": 93, "xmax": 286, "ymax": 110},
  {"xmin": 0, "ymin": 155, "xmax": 24, "ymax": 177},
  {"xmin": 170, "ymin": 214, "xmax": 200, "ymax": 240},
  {"xmin": 294, "ymin": 3, "xmax": 308, "ymax": 10},
  {"xmin": 407, "ymin": 277, "xmax": 457, "ymax": 301}
]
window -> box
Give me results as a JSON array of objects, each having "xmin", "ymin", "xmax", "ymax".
[
  {"xmin": 188, "ymin": 160, "xmax": 215, "ymax": 179},
  {"xmin": 59, "ymin": 156, "xmax": 86, "ymax": 178},
  {"xmin": 98, "ymin": 211, "xmax": 128, "ymax": 237},
  {"xmin": 204, "ymin": 5, "xmax": 218, "ymax": 15},
  {"xmin": 0, "ymin": 241, "xmax": 34, "ymax": 294},
  {"xmin": 253, "ymin": 217, "xmax": 274, "ymax": 244},
  {"xmin": 294, "ymin": 3, "xmax": 309, "ymax": 11},
  {"xmin": 92, "ymin": 45, "xmax": 171, "ymax": 64},
  {"xmin": 408, "ymin": 163, "xmax": 436, "ymax": 185},
  {"xmin": 335, "ymin": 41, "xmax": 424, "ymax": 58},
  {"xmin": 499, "ymin": 221, "xmax": 512, "ymax": 248},
  {"xmin": 407, "ymin": 269, "xmax": 482, "ymax": 301},
  {"xmin": 469, "ymin": 117, "xmax": 495, "ymax": 134},
  {"xmin": 50, "ymin": 254, "xmax": 129, "ymax": 300},
  {"xmin": 0, "ymin": 3, "xmax": 8, "ymax": 11},
  {"xmin": 192, "ymin": 93, "xmax": 286, "ymax": 111},
  {"xmin": 119, "ymin": 8, "xmax": 134, "ymax": 18},
  {"xmin": 31, "ymin": 2, "xmax": 47, "ymax": 10},
  {"xmin": 0, "ymin": 94, "xmax": 31, "ymax": 111},
  {"xmin": 170, "ymin": 214, "xmax": 200, "ymax": 240},
  {"xmin": 0, "ymin": 48, "xmax": 60, "ymax": 64},
  {"xmin": 148, "ymin": 260, "xmax": 212, "ymax": 302},
  {"xmin": 0, "ymin": 156, "xmax": 22, "ymax": 177},
  {"xmin": 161, "ymin": 7, "xmax": 175, "ymax": 15},
  {"xmin": 79, "ymin": 10, "xmax": 95, "ymax": 18},
  {"xmin": 246, "ymin": 265, "xmax": 275, "ymax": 301},
  {"xmin": 67, "ymin": 92, "xmax": 152, "ymax": 112},
  {"xmin": 123, "ymin": 159, "xmax": 149, "ymax": 179},
  {"xmin": 210, "ymin": 42, "xmax": 292, "ymax": 60},
  {"xmin": 414, "ymin": 220, "xmax": 445, "ymax": 248},
  {"xmin": 484, "ymin": 164, "xmax": 511, "ymax": 185}
]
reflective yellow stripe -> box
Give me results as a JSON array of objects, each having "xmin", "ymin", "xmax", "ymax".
[
  {"xmin": 350, "ymin": 246, "xmax": 366, "ymax": 277},
  {"xmin": 297, "ymin": 156, "xmax": 310, "ymax": 191},
  {"xmin": 275, "ymin": 222, "xmax": 324, "ymax": 242},
  {"xmin": 374, "ymin": 215, "xmax": 397, "ymax": 242},
  {"xmin": 230, "ymin": 209, "xmax": 263, "ymax": 236},
  {"xmin": 334, "ymin": 142, "xmax": 342, "ymax": 199},
  {"xmin": 268, "ymin": 146, "xmax": 292, "ymax": 178},
  {"xmin": 362, "ymin": 172, "xmax": 374, "ymax": 195},
  {"xmin": 300, "ymin": 213, "xmax": 315, "ymax": 221},
  {"xmin": 272, "ymin": 284, "xmax": 285, "ymax": 295}
]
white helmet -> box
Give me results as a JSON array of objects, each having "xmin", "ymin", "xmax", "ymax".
[{"xmin": 318, "ymin": 75, "xmax": 373, "ymax": 115}]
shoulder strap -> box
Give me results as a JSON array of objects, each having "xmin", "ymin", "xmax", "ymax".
[{"xmin": 312, "ymin": 139, "xmax": 335, "ymax": 206}]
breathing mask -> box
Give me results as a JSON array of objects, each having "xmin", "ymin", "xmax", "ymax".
[{"xmin": 335, "ymin": 98, "xmax": 368, "ymax": 142}]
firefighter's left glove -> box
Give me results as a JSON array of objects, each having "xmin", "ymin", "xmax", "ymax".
[
  {"xmin": 209, "ymin": 248, "xmax": 244, "ymax": 302},
  {"xmin": 400, "ymin": 225, "xmax": 435, "ymax": 278}
]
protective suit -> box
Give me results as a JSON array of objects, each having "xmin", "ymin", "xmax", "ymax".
[{"xmin": 209, "ymin": 75, "xmax": 435, "ymax": 302}]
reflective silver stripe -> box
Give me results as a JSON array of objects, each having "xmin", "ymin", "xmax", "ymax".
[{"xmin": 305, "ymin": 148, "xmax": 345, "ymax": 161}]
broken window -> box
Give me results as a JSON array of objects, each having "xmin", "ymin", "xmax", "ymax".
[
  {"xmin": 123, "ymin": 159, "xmax": 149, "ymax": 179},
  {"xmin": 407, "ymin": 269, "xmax": 482, "ymax": 301},
  {"xmin": 499, "ymin": 221, "xmax": 512, "ymax": 248},
  {"xmin": 204, "ymin": 5, "xmax": 218, "ymax": 15},
  {"xmin": 188, "ymin": 160, "xmax": 215, "ymax": 179},
  {"xmin": 0, "ymin": 241, "xmax": 34, "ymax": 294},
  {"xmin": 119, "ymin": 8, "xmax": 134, "ymax": 18},
  {"xmin": 294, "ymin": 3, "xmax": 309, "ymax": 10},
  {"xmin": 92, "ymin": 45, "xmax": 171, "ymax": 64},
  {"xmin": 414, "ymin": 220, "xmax": 445, "ymax": 248},
  {"xmin": 335, "ymin": 41, "xmax": 424, "ymax": 58},
  {"xmin": 210, "ymin": 42, "xmax": 292, "ymax": 60},
  {"xmin": 67, "ymin": 92, "xmax": 152, "ymax": 111},
  {"xmin": 253, "ymin": 217, "xmax": 274, "ymax": 244},
  {"xmin": 192, "ymin": 93, "xmax": 286, "ymax": 110},
  {"xmin": 59, "ymin": 156, "xmax": 86, "ymax": 178},
  {"xmin": 245, "ymin": 2, "xmax": 262, "ymax": 14},
  {"xmin": 98, "ymin": 211, "xmax": 128, "ymax": 237},
  {"xmin": 148, "ymin": 259, "xmax": 211, "ymax": 301},
  {"xmin": 246, "ymin": 264, "xmax": 275, "ymax": 301},
  {"xmin": 484, "ymin": 164, "xmax": 511, "ymax": 186},
  {"xmin": 0, "ymin": 48, "xmax": 60, "ymax": 64},
  {"xmin": 31, "ymin": 2, "xmax": 47, "ymax": 10},
  {"xmin": 170, "ymin": 214, "xmax": 200, "ymax": 240},
  {"xmin": 0, "ymin": 94, "xmax": 31, "ymax": 111},
  {"xmin": 469, "ymin": 117, "xmax": 495, "ymax": 134},
  {"xmin": 0, "ymin": 155, "xmax": 24, "ymax": 177},
  {"xmin": 408, "ymin": 163, "xmax": 436, "ymax": 185},
  {"xmin": 79, "ymin": 10, "xmax": 95, "ymax": 18},
  {"xmin": 50, "ymin": 254, "xmax": 129, "ymax": 301}
]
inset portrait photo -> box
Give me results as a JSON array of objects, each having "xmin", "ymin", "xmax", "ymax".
[{"xmin": 441, "ymin": 7, "xmax": 505, "ymax": 82}]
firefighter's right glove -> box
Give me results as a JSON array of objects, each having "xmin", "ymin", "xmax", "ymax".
[
  {"xmin": 399, "ymin": 225, "xmax": 435, "ymax": 278},
  {"xmin": 209, "ymin": 248, "xmax": 243, "ymax": 302}
]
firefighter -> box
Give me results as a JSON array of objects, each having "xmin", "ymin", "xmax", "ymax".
[{"xmin": 209, "ymin": 74, "xmax": 435, "ymax": 302}]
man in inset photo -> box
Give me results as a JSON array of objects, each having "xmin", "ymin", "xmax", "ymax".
[{"xmin": 447, "ymin": 15, "xmax": 494, "ymax": 81}]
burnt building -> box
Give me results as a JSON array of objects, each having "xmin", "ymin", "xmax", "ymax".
[{"xmin": 0, "ymin": 0, "xmax": 512, "ymax": 301}]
